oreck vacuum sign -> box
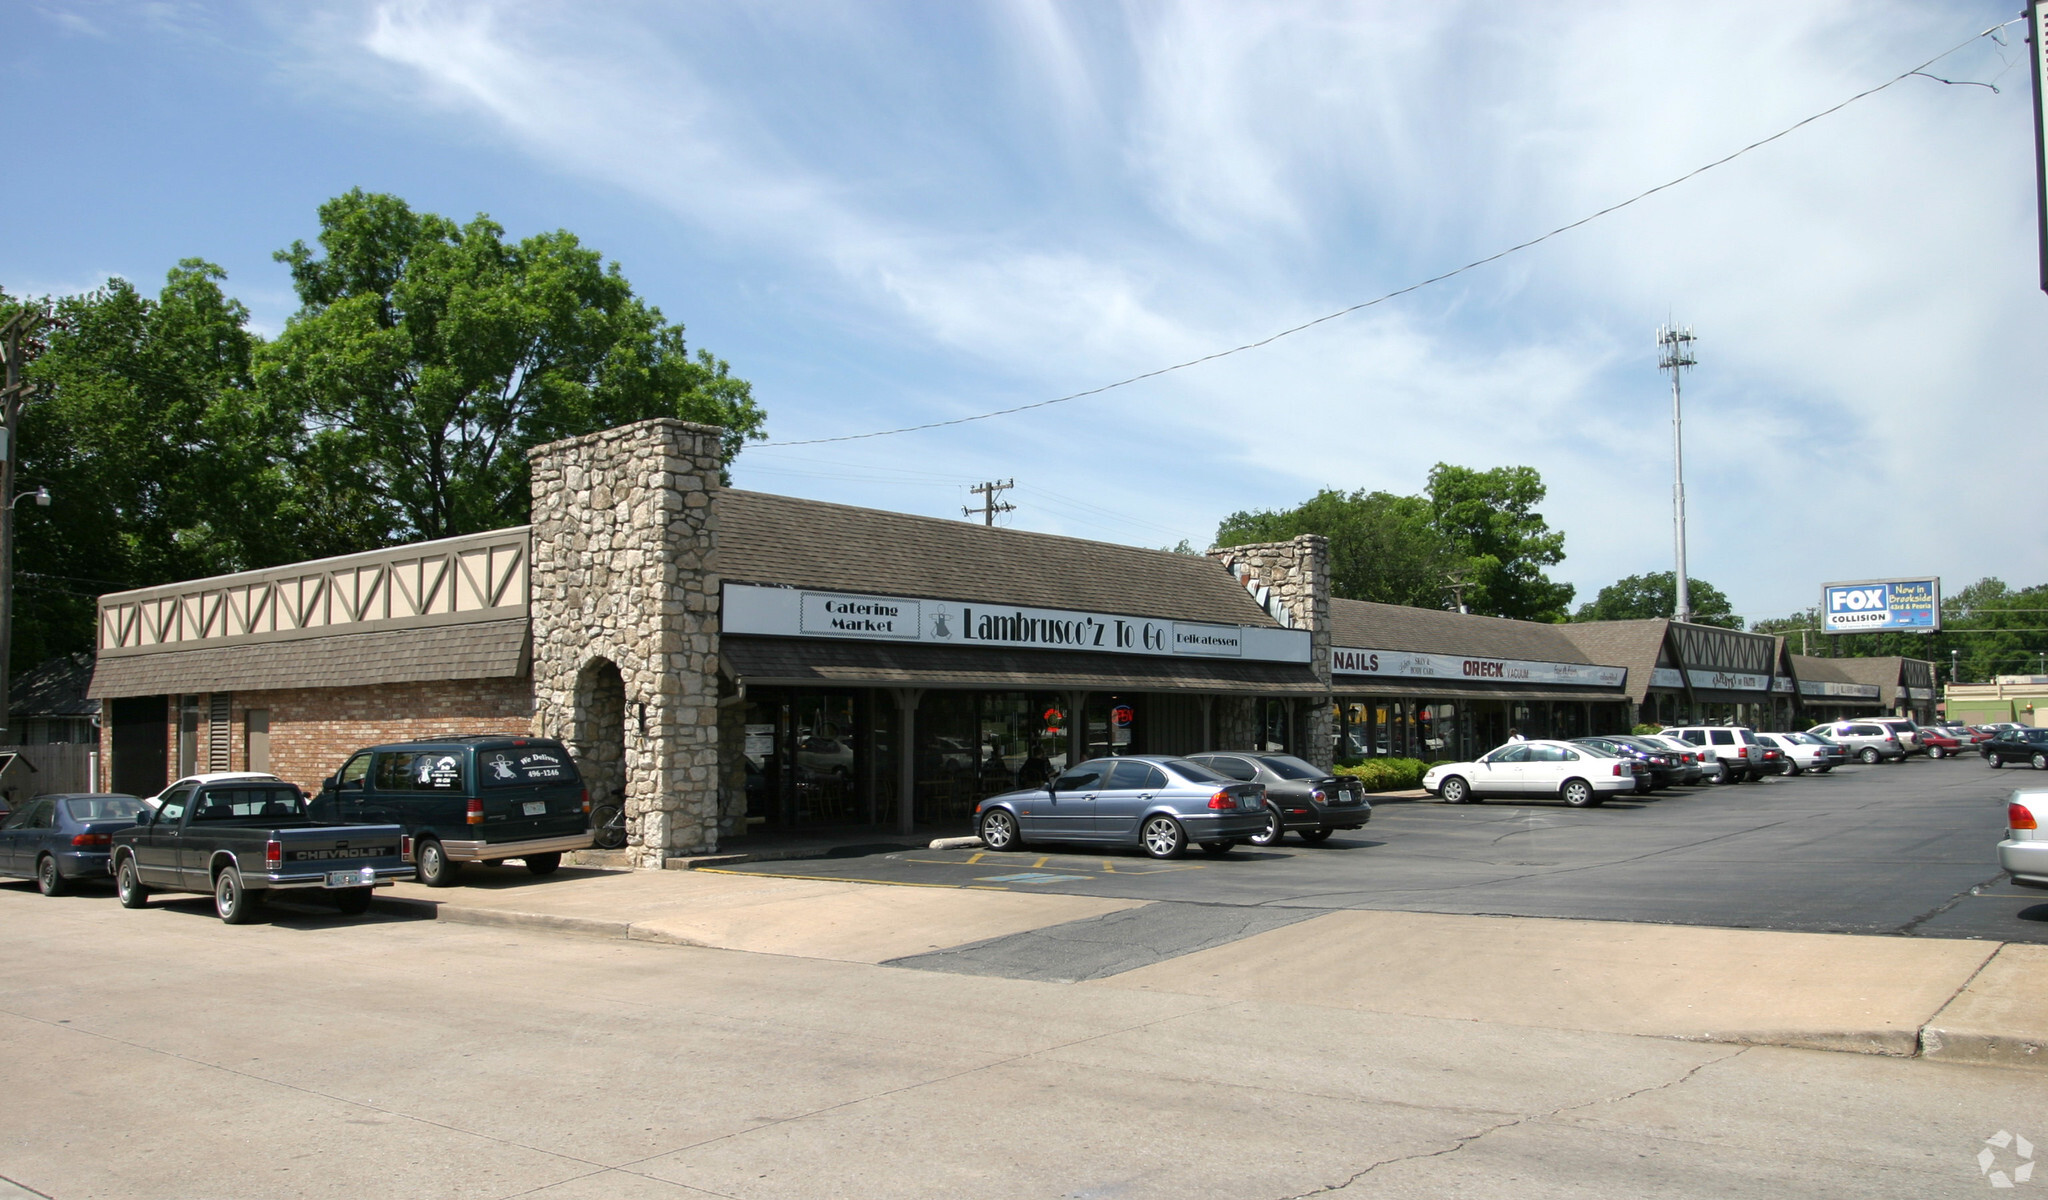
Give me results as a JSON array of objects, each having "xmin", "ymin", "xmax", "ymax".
[{"xmin": 1821, "ymin": 578, "xmax": 1941, "ymax": 634}]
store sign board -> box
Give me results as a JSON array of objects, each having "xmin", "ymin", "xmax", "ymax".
[
  {"xmin": 1649, "ymin": 667, "xmax": 1773, "ymax": 692},
  {"xmin": 1332, "ymin": 646, "xmax": 1625, "ymax": 688},
  {"xmin": 1820, "ymin": 578, "xmax": 1940, "ymax": 633},
  {"xmin": 725, "ymin": 583, "xmax": 1311, "ymax": 663},
  {"xmin": 1799, "ymin": 679, "xmax": 1883, "ymax": 699}
]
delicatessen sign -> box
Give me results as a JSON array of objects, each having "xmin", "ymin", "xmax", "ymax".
[
  {"xmin": 1332, "ymin": 647, "xmax": 1625, "ymax": 688},
  {"xmin": 723, "ymin": 584, "xmax": 1310, "ymax": 663}
]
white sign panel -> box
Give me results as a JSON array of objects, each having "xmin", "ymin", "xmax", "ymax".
[
  {"xmin": 726, "ymin": 584, "xmax": 1310, "ymax": 663},
  {"xmin": 1331, "ymin": 647, "xmax": 1625, "ymax": 688},
  {"xmin": 1650, "ymin": 667, "xmax": 1773, "ymax": 692},
  {"xmin": 1799, "ymin": 680, "xmax": 1882, "ymax": 700}
]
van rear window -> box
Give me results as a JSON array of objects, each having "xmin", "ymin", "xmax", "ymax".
[{"xmin": 480, "ymin": 747, "xmax": 580, "ymax": 787}]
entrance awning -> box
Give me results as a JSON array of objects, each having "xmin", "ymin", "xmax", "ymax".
[
  {"xmin": 1331, "ymin": 678, "xmax": 1629, "ymax": 704},
  {"xmin": 721, "ymin": 636, "xmax": 1325, "ymax": 695}
]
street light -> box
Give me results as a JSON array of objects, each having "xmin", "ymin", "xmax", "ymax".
[
  {"xmin": 10, "ymin": 485, "xmax": 49, "ymax": 510},
  {"xmin": 1952, "ymin": 648, "xmax": 1960, "ymax": 684}
]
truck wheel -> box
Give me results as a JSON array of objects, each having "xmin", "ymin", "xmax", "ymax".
[
  {"xmin": 214, "ymin": 866, "xmax": 261, "ymax": 924},
  {"xmin": 332, "ymin": 887, "xmax": 374, "ymax": 915},
  {"xmin": 416, "ymin": 838, "xmax": 460, "ymax": 888},
  {"xmin": 116, "ymin": 857, "xmax": 149, "ymax": 908},
  {"xmin": 523, "ymin": 852, "xmax": 561, "ymax": 876}
]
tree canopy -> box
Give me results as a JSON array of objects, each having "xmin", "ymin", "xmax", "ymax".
[
  {"xmin": 260, "ymin": 189, "xmax": 765, "ymax": 542},
  {"xmin": 1573, "ymin": 571, "xmax": 1742, "ymax": 629},
  {"xmin": 1215, "ymin": 464, "xmax": 1574, "ymax": 621},
  {"xmin": 3, "ymin": 191, "xmax": 764, "ymax": 672}
]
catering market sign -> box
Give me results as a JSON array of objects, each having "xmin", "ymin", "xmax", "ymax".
[
  {"xmin": 1332, "ymin": 647, "xmax": 1625, "ymax": 688},
  {"xmin": 722, "ymin": 584, "xmax": 1311, "ymax": 662},
  {"xmin": 1821, "ymin": 578, "xmax": 1941, "ymax": 633}
]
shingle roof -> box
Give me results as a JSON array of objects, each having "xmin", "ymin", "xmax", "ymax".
[
  {"xmin": 1788, "ymin": 655, "xmax": 1860, "ymax": 685},
  {"xmin": 1552, "ymin": 620, "xmax": 1672, "ymax": 704},
  {"xmin": 11, "ymin": 652, "xmax": 99, "ymax": 718},
  {"xmin": 1331, "ymin": 599, "xmax": 1602, "ymax": 663},
  {"xmin": 1829, "ymin": 657, "xmax": 1907, "ymax": 688},
  {"xmin": 716, "ymin": 490, "xmax": 1277, "ymax": 628},
  {"xmin": 87, "ymin": 619, "xmax": 529, "ymax": 698}
]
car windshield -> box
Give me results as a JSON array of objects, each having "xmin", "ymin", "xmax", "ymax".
[
  {"xmin": 1570, "ymin": 742, "xmax": 1620, "ymax": 759},
  {"xmin": 1256, "ymin": 755, "xmax": 1324, "ymax": 780},
  {"xmin": 1161, "ymin": 759, "xmax": 1230, "ymax": 784},
  {"xmin": 66, "ymin": 796, "xmax": 143, "ymax": 821}
]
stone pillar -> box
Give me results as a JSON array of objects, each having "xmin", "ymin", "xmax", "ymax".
[
  {"xmin": 1208, "ymin": 536, "xmax": 1333, "ymax": 768},
  {"xmin": 529, "ymin": 419, "xmax": 724, "ymax": 867}
]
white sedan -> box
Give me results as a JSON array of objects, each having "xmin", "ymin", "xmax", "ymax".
[
  {"xmin": 2002, "ymin": 789, "xmax": 2048, "ymax": 890},
  {"xmin": 1423, "ymin": 740, "xmax": 1642, "ymax": 808}
]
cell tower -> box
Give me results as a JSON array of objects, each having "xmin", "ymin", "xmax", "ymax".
[{"xmin": 1656, "ymin": 323, "xmax": 1698, "ymax": 625}]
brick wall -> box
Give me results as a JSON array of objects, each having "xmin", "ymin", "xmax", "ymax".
[{"xmin": 100, "ymin": 679, "xmax": 533, "ymax": 796}]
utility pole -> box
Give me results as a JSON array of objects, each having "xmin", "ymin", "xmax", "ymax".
[
  {"xmin": 964, "ymin": 479, "xmax": 1015, "ymax": 527},
  {"xmin": 0, "ymin": 309, "xmax": 47, "ymax": 736},
  {"xmin": 1656, "ymin": 323, "xmax": 1698, "ymax": 625},
  {"xmin": 1444, "ymin": 568, "xmax": 1472, "ymax": 615}
]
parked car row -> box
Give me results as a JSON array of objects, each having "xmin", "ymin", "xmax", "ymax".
[
  {"xmin": 0, "ymin": 735, "xmax": 595, "ymax": 923},
  {"xmin": 973, "ymin": 751, "xmax": 1372, "ymax": 859}
]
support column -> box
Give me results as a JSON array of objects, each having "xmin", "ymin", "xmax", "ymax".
[
  {"xmin": 894, "ymin": 688, "xmax": 922, "ymax": 836},
  {"xmin": 529, "ymin": 419, "xmax": 725, "ymax": 868}
]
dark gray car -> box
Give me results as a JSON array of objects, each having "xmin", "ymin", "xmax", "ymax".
[
  {"xmin": 1186, "ymin": 753, "xmax": 1371, "ymax": 845},
  {"xmin": 974, "ymin": 755, "xmax": 1268, "ymax": 859}
]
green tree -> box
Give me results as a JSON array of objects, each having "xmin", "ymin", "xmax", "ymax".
[
  {"xmin": 1573, "ymin": 572, "xmax": 1742, "ymax": 629},
  {"xmin": 6, "ymin": 265, "xmax": 323, "ymax": 669},
  {"xmin": 258, "ymin": 189, "xmax": 766, "ymax": 541},
  {"xmin": 1424, "ymin": 464, "xmax": 1574, "ymax": 621},
  {"xmin": 1216, "ymin": 488, "xmax": 1462, "ymax": 609}
]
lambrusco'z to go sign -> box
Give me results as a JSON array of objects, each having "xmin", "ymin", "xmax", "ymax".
[{"xmin": 1820, "ymin": 578, "xmax": 1940, "ymax": 634}]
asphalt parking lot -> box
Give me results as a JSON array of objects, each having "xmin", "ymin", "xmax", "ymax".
[{"xmin": 714, "ymin": 756, "xmax": 2048, "ymax": 943}]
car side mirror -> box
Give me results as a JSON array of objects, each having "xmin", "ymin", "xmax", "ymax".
[
  {"xmin": 132, "ymin": 807, "xmax": 151, "ymax": 827},
  {"xmin": 323, "ymin": 775, "xmax": 337, "ymax": 790}
]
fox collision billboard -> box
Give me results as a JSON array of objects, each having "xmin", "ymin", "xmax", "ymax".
[{"xmin": 1821, "ymin": 578, "xmax": 1941, "ymax": 634}]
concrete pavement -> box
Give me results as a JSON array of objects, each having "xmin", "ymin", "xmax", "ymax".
[
  {"xmin": 376, "ymin": 862, "xmax": 2048, "ymax": 1071},
  {"xmin": 4, "ymin": 882, "xmax": 2043, "ymax": 1200}
]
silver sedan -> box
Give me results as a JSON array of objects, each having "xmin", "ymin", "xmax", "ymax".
[{"xmin": 974, "ymin": 755, "xmax": 1269, "ymax": 859}]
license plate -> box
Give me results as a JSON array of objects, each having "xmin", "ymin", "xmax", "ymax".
[
  {"xmin": 523, "ymin": 800, "xmax": 548, "ymax": 816},
  {"xmin": 325, "ymin": 869, "xmax": 370, "ymax": 888}
]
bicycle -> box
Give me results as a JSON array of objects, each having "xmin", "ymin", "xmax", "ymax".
[{"xmin": 590, "ymin": 802, "xmax": 626, "ymax": 850}]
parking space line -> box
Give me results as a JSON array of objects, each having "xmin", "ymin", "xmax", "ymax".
[{"xmin": 694, "ymin": 868, "xmax": 972, "ymax": 889}]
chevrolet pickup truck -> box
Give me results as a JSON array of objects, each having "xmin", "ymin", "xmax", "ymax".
[{"xmin": 110, "ymin": 779, "xmax": 413, "ymax": 923}]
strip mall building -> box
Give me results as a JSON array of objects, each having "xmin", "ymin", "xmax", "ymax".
[{"xmin": 86, "ymin": 419, "xmax": 1934, "ymax": 867}]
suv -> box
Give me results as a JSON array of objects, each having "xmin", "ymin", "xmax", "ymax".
[
  {"xmin": 1867, "ymin": 716, "xmax": 1925, "ymax": 756},
  {"xmin": 1807, "ymin": 721, "xmax": 1906, "ymax": 765},
  {"xmin": 1661, "ymin": 726, "xmax": 1770, "ymax": 783},
  {"xmin": 315, "ymin": 736, "xmax": 592, "ymax": 887}
]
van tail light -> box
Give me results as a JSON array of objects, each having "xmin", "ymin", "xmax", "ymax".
[
  {"xmin": 467, "ymin": 798, "xmax": 484, "ymax": 826},
  {"xmin": 265, "ymin": 840, "xmax": 282, "ymax": 869},
  {"xmin": 401, "ymin": 835, "xmax": 414, "ymax": 862},
  {"xmin": 580, "ymin": 788, "xmax": 590, "ymax": 815},
  {"xmin": 2012, "ymin": 803, "xmax": 2039, "ymax": 831},
  {"xmin": 1208, "ymin": 791, "xmax": 1236, "ymax": 810},
  {"xmin": 70, "ymin": 832, "xmax": 111, "ymax": 848}
]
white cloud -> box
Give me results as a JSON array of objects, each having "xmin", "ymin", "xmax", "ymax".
[{"xmin": 278, "ymin": 0, "xmax": 2042, "ymax": 616}]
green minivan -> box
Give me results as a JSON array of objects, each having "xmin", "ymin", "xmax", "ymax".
[{"xmin": 316, "ymin": 736, "xmax": 593, "ymax": 887}]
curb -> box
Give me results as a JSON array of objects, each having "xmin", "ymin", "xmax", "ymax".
[{"xmin": 1919, "ymin": 1027, "xmax": 2048, "ymax": 1071}]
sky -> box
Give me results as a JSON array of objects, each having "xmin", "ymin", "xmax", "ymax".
[{"xmin": 5, "ymin": 0, "xmax": 2043, "ymax": 625}]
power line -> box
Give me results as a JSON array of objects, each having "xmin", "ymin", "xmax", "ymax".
[{"xmin": 759, "ymin": 18, "xmax": 2019, "ymax": 450}]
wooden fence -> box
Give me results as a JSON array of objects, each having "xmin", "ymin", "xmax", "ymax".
[{"xmin": 0, "ymin": 743, "xmax": 102, "ymax": 800}]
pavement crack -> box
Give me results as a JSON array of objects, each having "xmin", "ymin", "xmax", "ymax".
[
  {"xmin": 1266, "ymin": 1045, "xmax": 1750, "ymax": 1198},
  {"xmin": 1896, "ymin": 869, "xmax": 2009, "ymax": 936}
]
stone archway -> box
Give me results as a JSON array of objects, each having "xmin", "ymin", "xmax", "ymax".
[{"xmin": 572, "ymin": 658, "xmax": 628, "ymax": 843}]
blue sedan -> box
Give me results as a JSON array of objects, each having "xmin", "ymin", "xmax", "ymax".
[
  {"xmin": 974, "ymin": 755, "xmax": 1268, "ymax": 858},
  {"xmin": 0, "ymin": 793, "xmax": 145, "ymax": 895}
]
